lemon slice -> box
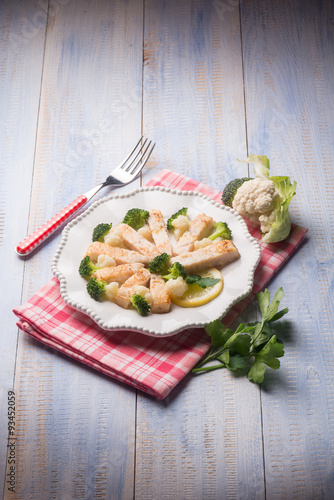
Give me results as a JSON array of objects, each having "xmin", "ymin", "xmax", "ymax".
[{"xmin": 171, "ymin": 268, "xmax": 223, "ymax": 308}]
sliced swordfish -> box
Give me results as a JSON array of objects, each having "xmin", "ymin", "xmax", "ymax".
[
  {"xmin": 149, "ymin": 274, "xmax": 171, "ymax": 314},
  {"xmin": 117, "ymin": 223, "xmax": 161, "ymax": 260},
  {"xmin": 148, "ymin": 209, "xmax": 173, "ymax": 256},
  {"xmin": 92, "ymin": 263, "xmax": 144, "ymax": 284},
  {"xmin": 85, "ymin": 242, "xmax": 149, "ymax": 265},
  {"xmin": 171, "ymin": 240, "xmax": 240, "ymax": 274},
  {"xmin": 114, "ymin": 268, "xmax": 151, "ymax": 309},
  {"xmin": 173, "ymin": 213, "xmax": 215, "ymax": 255}
]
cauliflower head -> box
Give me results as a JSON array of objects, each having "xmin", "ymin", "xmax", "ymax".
[
  {"xmin": 105, "ymin": 282, "xmax": 119, "ymax": 302},
  {"xmin": 165, "ymin": 276, "xmax": 188, "ymax": 297},
  {"xmin": 225, "ymin": 155, "xmax": 297, "ymax": 243},
  {"xmin": 172, "ymin": 215, "xmax": 190, "ymax": 240},
  {"xmin": 104, "ymin": 228, "xmax": 124, "ymax": 247},
  {"xmin": 135, "ymin": 285, "xmax": 153, "ymax": 306},
  {"xmin": 232, "ymin": 178, "xmax": 280, "ymax": 233},
  {"xmin": 97, "ymin": 254, "xmax": 116, "ymax": 268},
  {"xmin": 137, "ymin": 224, "xmax": 153, "ymax": 242},
  {"xmin": 194, "ymin": 238, "xmax": 213, "ymax": 250}
]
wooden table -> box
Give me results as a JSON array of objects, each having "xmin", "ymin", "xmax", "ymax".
[{"xmin": 1, "ymin": 0, "xmax": 334, "ymax": 498}]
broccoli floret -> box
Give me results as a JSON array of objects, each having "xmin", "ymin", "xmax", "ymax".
[
  {"xmin": 92, "ymin": 223, "xmax": 112, "ymax": 242},
  {"xmin": 162, "ymin": 262, "xmax": 187, "ymax": 281},
  {"xmin": 148, "ymin": 253, "xmax": 171, "ymax": 275},
  {"xmin": 122, "ymin": 208, "xmax": 149, "ymax": 230},
  {"xmin": 208, "ymin": 221, "xmax": 232, "ymax": 241},
  {"xmin": 149, "ymin": 256, "xmax": 187, "ymax": 282},
  {"xmin": 130, "ymin": 294, "xmax": 151, "ymax": 316},
  {"xmin": 86, "ymin": 277, "xmax": 107, "ymax": 301},
  {"xmin": 79, "ymin": 256, "xmax": 99, "ymax": 279},
  {"xmin": 221, "ymin": 178, "xmax": 253, "ymax": 207},
  {"xmin": 166, "ymin": 207, "xmax": 188, "ymax": 230}
]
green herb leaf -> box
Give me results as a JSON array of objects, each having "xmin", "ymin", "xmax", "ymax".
[
  {"xmin": 192, "ymin": 287, "xmax": 287, "ymax": 384},
  {"xmin": 186, "ymin": 274, "xmax": 221, "ymax": 288},
  {"xmin": 268, "ymin": 308, "xmax": 289, "ymax": 323},
  {"xmin": 256, "ymin": 288, "xmax": 271, "ymax": 316},
  {"xmin": 205, "ymin": 320, "xmax": 233, "ymax": 351},
  {"xmin": 223, "ymin": 332, "xmax": 251, "ymax": 357},
  {"xmin": 227, "ymin": 353, "xmax": 249, "ymax": 371},
  {"xmin": 252, "ymin": 323, "xmax": 271, "ymax": 349},
  {"xmin": 247, "ymin": 335, "xmax": 285, "ymax": 383},
  {"xmin": 256, "ymin": 287, "xmax": 286, "ymax": 323},
  {"xmin": 217, "ymin": 350, "xmax": 230, "ymax": 365}
]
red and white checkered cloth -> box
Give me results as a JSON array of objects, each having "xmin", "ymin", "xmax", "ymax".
[{"xmin": 13, "ymin": 170, "xmax": 308, "ymax": 399}]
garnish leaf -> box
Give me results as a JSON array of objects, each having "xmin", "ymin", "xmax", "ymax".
[
  {"xmin": 205, "ymin": 320, "xmax": 233, "ymax": 351},
  {"xmin": 186, "ymin": 274, "xmax": 220, "ymax": 288},
  {"xmin": 247, "ymin": 336, "xmax": 284, "ymax": 383},
  {"xmin": 223, "ymin": 332, "xmax": 251, "ymax": 357},
  {"xmin": 192, "ymin": 287, "xmax": 287, "ymax": 384},
  {"xmin": 227, "ymin": 353, "xmax": 249, "ymax": 371},
  {"xmin": 257, "ymin": 287, "xmax": 285, "ymax": 322},
  {"xmin": 217, "ymin": 350, "xmax": 230, "ymax": 365}
]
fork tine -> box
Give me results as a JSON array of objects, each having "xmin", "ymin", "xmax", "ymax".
[
  {"xmin": 117, "ymin": 135, "xmax": 144, "ymax": 171},
  {"xmin": 121, "ymin": 137, "xmax": 148, "ymax": 172},
  {"xmin": 128, "ymin": 140, "xmax": 155, "ymax": 176}
]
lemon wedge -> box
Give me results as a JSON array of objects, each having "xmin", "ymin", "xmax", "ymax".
[{"xmin": 171, "ymin": 268, "xmax": 223, "ymax": 308}]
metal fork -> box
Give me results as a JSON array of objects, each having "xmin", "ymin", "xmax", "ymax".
[{"xmin": 16, "ymin": 137, "xmax": 155, "ymax": 256}]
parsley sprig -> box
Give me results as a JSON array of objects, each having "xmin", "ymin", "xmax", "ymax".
[{"xmin": 192, "ymin": 287, "xmax": 288, "ymax": 383}]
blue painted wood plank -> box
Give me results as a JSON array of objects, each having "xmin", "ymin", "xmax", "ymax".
[
  {"xmin": 2, "ymin": 0, "xmax": 333, "ymax": 498},
  {"xmin": 136, "ymin": 2, "xmax": 265, "ymax": 498},
  {"xmin": 7, "ymin": 1, "xmax": 144, "ymax": 498},
  {"xmin": 241, "ymin": 0, "xmax": 334, "ymax": 497},
  {"xmin": 141, "ymin": 0, "xmax": 250, "ymax": 190},
  {"xmin": 0, "ymin": 0, "xmax": 48, "ymax": 495}
]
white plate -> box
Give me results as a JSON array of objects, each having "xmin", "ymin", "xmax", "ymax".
[{"xmin": 52, "ymin": 186, "xmax": 261, "ymax": 337}]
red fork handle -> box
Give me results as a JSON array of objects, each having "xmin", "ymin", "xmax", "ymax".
[{"xmin": 16, "ymin": 195, "xmax": 88, "ymax": 256}]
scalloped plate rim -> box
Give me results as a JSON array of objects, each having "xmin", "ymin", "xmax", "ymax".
[{"xmin": 51, "ymin": 186, "xmax": 261, "ymax": 337}]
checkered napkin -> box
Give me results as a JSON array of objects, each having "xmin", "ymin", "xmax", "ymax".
[{"xmin": 13, "ymin": 170, "xmax": 308, "ymax": 399}]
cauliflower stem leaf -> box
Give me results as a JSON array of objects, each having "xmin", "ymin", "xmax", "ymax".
[
  {"xmin": 247, "ymin": 155, "xmax": 297, "ymax": 242},
  {"xmin": 192, "ymin": 287, "xmax": 288, "ymax": 383},
  {"xmin": 229, "ymin": 155, "xmax": 297, "ymax": 243}
]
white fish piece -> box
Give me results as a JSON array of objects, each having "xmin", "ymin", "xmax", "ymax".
[
  {"xmin": 85, "ymin": 241, "xmax": 149, "ymax": 265},
  {"xmin": 114, "ymin": 268, "xmax": 152, "ymax": 309},
  {"xmin": 149, "ymin": 274, "xmax": 171, "ymax": 314},
  {"xmin": 173, "ymin": 213, "xmax": 215, "ymax": 255},
  {"xmin": 171, "ymin": 240, "xmax": 240, "ymax": 273},
  {"xmin": 93, "ymin": 263, "xmax": 145, "ymax": 284},
  {"xmin": 148, "ymin": 209, "xmax": 173, "ymax": 256},
  {"xmin": 118, "ymin": 223, "xmax": 161, "ymax": 259}
]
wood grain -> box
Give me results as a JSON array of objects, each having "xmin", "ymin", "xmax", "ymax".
[
  {"xmin": 0, "ymin": 0, "xmax": 48, "ymax": 494},
  {"xmin": 241, "ymin": 0, "xmax": 334, "ymax": 497},
  {"xmin": 136, "ymin": 2, "xmax": 264, "ymax": 498},
  {"xmin": 141, "ymin": 0, "xmax": 249, "ymax": 188},
  {"xmin": 3, "ymin": 1, "xmax": 144, "ymax": 498},
  {"xmin": 1, "ymin": 0, "xmax": 334, "ymax": 498}
]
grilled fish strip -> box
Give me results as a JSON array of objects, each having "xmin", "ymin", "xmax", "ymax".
[
  {"xmin": 173, "ymin": 213, "xmax": 215, "ymax": 255},
  {"xmin": 148, "ymin": 209, "xmax": 173, "ymax": 256},
  {"xmin": 149, "ymin": 274, "xmax": 171, "ymax": 314},
  {"xmin": 93, "ymin": 263, "xmax": 144, "ymax": 284},
  {"xmin": 85, "ymin": 241, "xmax": 149, "ymax": 265},
  {"xmin": 171, "ymin": 239, "xmax": 240, "ymax": 273},
  {"xmin": 114, "ymin": 268, "xmax": 152, "ymax": 309},
  {"xmin": 118, "ymin": 223, "xmax": 161, "ymax": 259}
]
